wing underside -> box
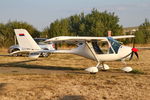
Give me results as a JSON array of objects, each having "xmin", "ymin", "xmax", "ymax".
[{"xmin": 45, "ymin": 35, "xmax": 135, "ymax": 42}]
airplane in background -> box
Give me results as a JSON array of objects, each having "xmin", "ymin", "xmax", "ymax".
[
  {"xmin": 12, "ymin": 29, "xmax": 140, "ymax": 74},
  {"xmin": 8, "ymin": 38, "xmax": 55, "ymax": 57}
]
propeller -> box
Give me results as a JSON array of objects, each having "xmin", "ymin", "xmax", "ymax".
[{"xmin": 129, "ymin": 39, "xmax": 139, "ymax": 60}]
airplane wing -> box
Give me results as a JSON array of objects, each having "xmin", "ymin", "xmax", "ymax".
[
  {"xmin": 45, "ymin": 35, "xmax": 135, "ymax": 42},
  {"xmin": 10, "ymin": 50, "xmax": 42, "ymax": 58},
  {"xmin": 111, "ymin": 35, "xmax": 135, "ymax": 39},
  {"xmin": 45, "ymin": 36, "xmax": 106, "ymax": 42},
  {"xmin": 0, "ymin": 51, "xmax": 31, "ymax": 57},
  {"xmin": 10, "ymin": 49, "xmax": 59, "ymax": 55},
  {"xmin": 10, "ymin": 50, "xmax": 31, "ymax": 55}
]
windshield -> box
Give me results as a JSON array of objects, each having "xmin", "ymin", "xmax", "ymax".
[{"xmin": 107, "ymin": 37, "xmax": 121, "ymax": 53}]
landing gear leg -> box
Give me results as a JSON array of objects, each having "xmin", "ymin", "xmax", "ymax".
[
  {"xmin": 121, "ymin": 59, "xmax": 127, "ymax": 66},
  {"xmin": 102, "ymin": 62, "xmax": 104, "ymax": 70},
  {"xmin": 85, "ymin": 62, "xmax": 101, "ymax": 74},
  {"xmin": 96, "ymin": 62, "xmax": 101, "ymax": 68},
  {"xmin": 121, "ymin": 59, "xmax": 133, "ymax": 72},
  {"xmin": 97, "ymin": 62, "xmax": 110, "ymax": 71}
]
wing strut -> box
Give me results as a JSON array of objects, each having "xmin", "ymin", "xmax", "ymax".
[
  {"xmin": 85, "ymin": 41, "xmax": 99, "ymax": 62},
  {"xmin": 85, "ymin": 41, "xmax": 103, "ymax": 68}
]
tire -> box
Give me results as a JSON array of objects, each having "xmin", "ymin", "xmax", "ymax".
[
  {"xmin": 41, "ymin": 52, "xmax": 49, "ymax": 57},
  {"xmin": 41, "ymin": 48, "xmax": 49, "ymax": 57},
  {"xmin": 11, "ymin": 48, "xmax": 20, "ymax": 56}
]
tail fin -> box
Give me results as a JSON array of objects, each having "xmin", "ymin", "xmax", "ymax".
[{"xmin": 14, "ymin": 29, "xmax": 41, "ymax": 50}]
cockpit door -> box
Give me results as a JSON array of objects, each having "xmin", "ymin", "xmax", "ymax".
[{"xmin": 92, "ymin": 40, "xmax": 115, "ymax": 54}]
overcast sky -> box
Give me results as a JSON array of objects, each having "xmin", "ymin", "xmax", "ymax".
[{"xmin": 0, "ymin": 0, "xmax": 150, "ymax": 31}]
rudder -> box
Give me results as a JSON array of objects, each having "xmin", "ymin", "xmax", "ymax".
[{"xmin": 14, "ymin": 29, "xmax": 41, "ymax": 50}]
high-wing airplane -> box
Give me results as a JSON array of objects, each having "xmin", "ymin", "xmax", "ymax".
[{"xmin": 12, "ymin": 29, "xmax": 139, "ymax": 73}]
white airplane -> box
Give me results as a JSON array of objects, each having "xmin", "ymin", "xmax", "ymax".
[{"xmin": 12, "ymin": 29, "xmax": 139, "ymax": 73}]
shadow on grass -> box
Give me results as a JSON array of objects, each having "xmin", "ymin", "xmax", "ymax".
[
  {"xmin": 0, "ymin": 59, "xmax": 84, "ymax": 71},
  {"xmin": 60, "ymin": 95, "xmax": 86, "ymax": 100},
  {"xmin": 0, "ymin": 83, "xmax": 8, "ymax": 91}
]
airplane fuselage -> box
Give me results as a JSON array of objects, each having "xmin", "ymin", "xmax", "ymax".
[
  {"xmin": 54, "ymin": 40, "xmax": 132, "ymax": 62},
  {"xmin": 74, "ymin": 42, "xmax": 132, "ymax": 62}
]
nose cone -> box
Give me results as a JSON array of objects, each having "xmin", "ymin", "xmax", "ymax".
[{"xmin": 132, "ymin": 48, "xmax": 138, "ymax": 52}]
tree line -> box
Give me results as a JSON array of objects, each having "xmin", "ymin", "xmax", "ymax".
[
  {"xmin": 135, "ymin": 19, "xmax": 150, "ymax": 44},
  {"xmin": 0, "ymin": 9, "xmax": 150, "ymax": 47},
  {"xmin": 0, "ymin": 21, "xmax": 40, "ymax": 47},
  {"xmin": 44, "ymin": 9, "xmax": 123, "ymax": 38}
]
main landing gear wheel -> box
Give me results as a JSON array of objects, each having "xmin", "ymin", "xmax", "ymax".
[
  {"xmin": 85, "ymin": 62, "xmax": 110, "ymax": 74},
  {"xmin": 41, "ymin": 48, "xmax": 49, "ymax": 57},
  {"xmin": 85, "ymin": 67, "xmax": 98, "ymax": 74},
  {"xmin": 11, "ymin": 49, "xmax": 20, "ymax": 56}
]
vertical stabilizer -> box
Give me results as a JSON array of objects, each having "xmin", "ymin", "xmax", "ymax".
[{"xmin": 14, "ymin": 29, "xmax": 41, "ymax": 50}]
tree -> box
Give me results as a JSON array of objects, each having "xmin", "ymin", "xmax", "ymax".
[
  {"xmin": 6, "ymin": 21, "xmax": 40, "ymax": 38},
  {"xmin": 84, "ymin": 9, "xmax": 122, "ymax": 36},
  {"xmin": 135, "ymin": 30, "xmax": 145, "ymax": 44},
  {"xmin": 0, "ymin": 21, "xmax": 40, "ymax": 47},
  {"xmin": 135, "ymin": 18, "xmax": 150, "ymax": 44},
  {"xmin": 47, "ymin": 9, "xmax": 123, "ymax": 37},
  {"xmin": 41, "ymin": 27, "xmax": 49, "ymax": 38}
]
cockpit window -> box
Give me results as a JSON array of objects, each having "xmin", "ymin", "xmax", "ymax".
[
  {"xmin": 107, "ymin": 37, "xmax": 121, "ymax": 53},
  {"xmin": 92, "ymin": 40, "xmax": 111, "ymax": 54}
]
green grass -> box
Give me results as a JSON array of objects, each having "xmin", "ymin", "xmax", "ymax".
[{"xmin": 130, "ymin": 69, "xmax": 145, "ymax": 74}]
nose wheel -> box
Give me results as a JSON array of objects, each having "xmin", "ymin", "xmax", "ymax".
[{"xmin": 121, "ymin": 59, "xmax": 133, "ymax": 72}]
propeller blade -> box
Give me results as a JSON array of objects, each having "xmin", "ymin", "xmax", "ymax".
[
  {"xmin": 134, "ymin": 52, "xmax": 139, "ymax": 59},
  {"xmin": 133, "ymin": 38, "xmax": 135, "ymax": 48},
  {"xmin": 129, "ymin": 38, "xmax": 139, "ymax": 60},
  {"xmin": 129, "ymin": 52, "xmax": 134, "ymax": 60}
]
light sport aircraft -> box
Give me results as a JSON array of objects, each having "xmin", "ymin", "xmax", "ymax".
[{"xmin": 12, "ymin": 29, "xmax": 139, "ymax": 73}]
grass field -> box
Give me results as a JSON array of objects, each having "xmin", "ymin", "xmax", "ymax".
[{"xmin": 0, "ymin": 48, "xmax": 150, "ymax": 100}]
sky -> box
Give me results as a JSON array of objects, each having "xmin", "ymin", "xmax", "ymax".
[{"xmin": 0, "ymin": 0, "xmax": 150, "ymax": 31}]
